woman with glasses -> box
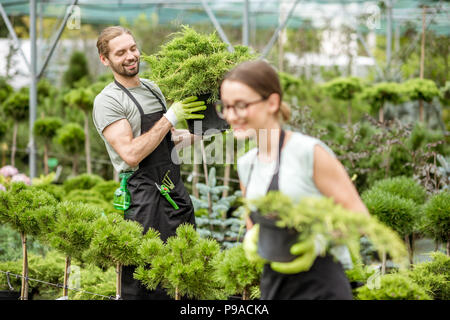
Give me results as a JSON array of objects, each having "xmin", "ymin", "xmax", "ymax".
[{"xmin": 218, "ymin": 60, "xmax": 370, "ymax": 300}]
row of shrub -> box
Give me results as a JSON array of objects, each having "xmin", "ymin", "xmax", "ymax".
[{"xmin": 0, "ymin": 171, "xmax": 448, "ymax": 300}]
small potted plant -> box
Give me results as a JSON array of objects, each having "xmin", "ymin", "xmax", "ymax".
[{"xmin": 141, "ymin": 26, "xmax": 257, "ymax": 134}]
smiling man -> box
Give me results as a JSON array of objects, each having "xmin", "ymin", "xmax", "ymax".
[{"xmin": 93, "ymin": 26, "xmax": 206, "ymax": 300}]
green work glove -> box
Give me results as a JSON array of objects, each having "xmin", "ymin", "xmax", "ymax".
[
  {"xmin": 164, "ymin": 96, "xmax": 206, "ymax": 126},
  {"xmin": 242, "ymin": 224, "xmax": 267, "ymax": 264},
  {"xmin": 270, "ymin": 234, "xmax": 328, "ymax": 274}
]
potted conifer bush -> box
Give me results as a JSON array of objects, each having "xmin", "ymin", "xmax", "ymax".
[
  {"xmin": 135, "ymin": 223, "xmax": 224, "ymax": 300},
  {"xmin": 141, "ymin": 26, "xmax": 256, "ymax": 134},
  {"xmin": 211, "ymin": 244, "xmax": 263, "ymax": 300},
  {"xmin": 246, "ymin": 192, "xmax": 408, "ymax": 275},
  {"xmin": 83, "ymin": 213, "xmax": 144, "ymax": 299},
  {"xmin": 49, "ymin": 201, "xmax": 104, "ymax": 298},
  {"xmin": 0, "ymin": 183, "xmax": 58, "ymax": 300}
]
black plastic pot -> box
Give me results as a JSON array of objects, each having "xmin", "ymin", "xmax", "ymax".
[
  {"xmin": 187, "ymin": 93, "xmax": 229, "ymax": 135},
  {"xmin": 0, "ymin": 290, "xmax": 20, "ymax": 300}
]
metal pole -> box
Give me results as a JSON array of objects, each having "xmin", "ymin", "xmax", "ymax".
[
  {"xmin": 29, "ymin": 0, "xmax": 37, "ymax": 179},
  {"xmin": 260, "ymin": 0, "xmax": 301, "ymax": 59},
  {"xmin": 385, "ymin": 0, "xmax": 392, "ymax": 78},
  {"xmin": 38, "ymin": 0, "xmax": 79, "ymax": 79},
  {"xmin": 0, "ymin": 3, "xmax": 31, "ymax": 73},
  {"xmin": 242, "ymin": 0, "xmax": 249, "ymax": 46},
  {"xmin": 201, "ymin": 0, "xmax": 234, "ymax": 52}
]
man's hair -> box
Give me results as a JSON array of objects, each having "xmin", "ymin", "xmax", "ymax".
[{"xmin": 96, "ymin": 26, "xmax": 134, "ymax": 58}]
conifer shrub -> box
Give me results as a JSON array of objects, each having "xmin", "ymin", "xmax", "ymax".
[
  {"xmin": 249, "ymin": 192, "xmax": 409, "ymax": 271},
  {"xmin": 356, "ymin": 273, "xmax": 432, "ymax": 300},
  {"xmin": 211, "ymin": 244, "xmax": 263, "ymax": 299},
  {"xmin": 63, "ymin": 173, "xmax": 104, "ymax": 194},
  {"xmin": 141, "ymin": 26, "xmax": 256, "ymax": 104},
  {"xmin": 407, "ymin": 251, "xmax": 450, "ymax": 300},
  {"xmin": 135, "ymin": 223, "xmax": 224, "ymax": 300},
  {"xmin": 421, "ymin": 190, "xmax": 450, "ymax": 250},
  {"xmin": 83, "ymin": 214, "xmax": 144, "ymax": 269}
]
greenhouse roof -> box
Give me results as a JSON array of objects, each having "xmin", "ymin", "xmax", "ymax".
[{"xmin": 1, "ymin": 0, "xmax": 449, "ymax": 35}]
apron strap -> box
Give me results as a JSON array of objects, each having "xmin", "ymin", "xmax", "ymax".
[
  {"xmin": 244, "ymin": 129, "xmax": 285, "ymax": 197},
  {"xmin": 141, "ymin": 82, "xmax": 167, "ymax": 111},
  {"xmin": 114, "ymin": 79, "xmax": 166, "ymax": 116}
]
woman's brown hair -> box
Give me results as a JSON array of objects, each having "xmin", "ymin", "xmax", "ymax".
[
  {"xmin": 222, "ymin": 60, "xmax": 291, "ymax": 122},
  {"xmin": 96, "ymin": 26, "xmax": 134, "ymax": 58}
]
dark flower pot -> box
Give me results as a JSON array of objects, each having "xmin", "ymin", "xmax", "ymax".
[
  {"xmin": 0, "ymin": 290, "xmax": 20, "ymax": 300},
  {"xmin": 187, "ymin": 93, "xmax": 229, "ymax": 135}
]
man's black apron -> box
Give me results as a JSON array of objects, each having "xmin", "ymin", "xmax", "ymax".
[
  {"xmin": 115, "ymin": 80, "xmax": 195, "ymax": 300},
  {"xmin": 247, "ymin": 130, "xmax": 352, "ymax": 300}
]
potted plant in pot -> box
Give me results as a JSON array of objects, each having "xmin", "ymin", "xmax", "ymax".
[{"xmin": 141, "ymin": 26, "xmax": 257, "ymax": 135}]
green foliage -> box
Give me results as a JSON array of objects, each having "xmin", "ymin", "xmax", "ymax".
[
  {"xmin": 83, "ymin": 214, "xmax": 143, "ymax": 268},
  {"xmin": 135, "ymin": 223, "xmax": 224, "ymax": 299},
  {"xmin": 142, "ymin": 25, "xmax": 256, "ymax": 103},
  {"xmin": 190, "ymin": 167, "xmax": 244, "ymax": 248},
  {"xmin": 33, "ymin": 117, "xmax": 63, "ymax": 141},
  {"xmin": 0, "ymin": 251, "xmax": 65, "ymax": 298},
  {"xmin": 64, "ymin": 87, "xmax": 95, "ymax": 113},
  {"xmin": 407, "ymin": 252, "xmax": 450, "ymax": 300},
  {"xmin": 0, "ymin": 224, "xmax": 50, "ymax": 262},
  {"xmin": 64, "ymin": 189, "xmax": 115, "ymax": 214},
  {"xmin": 322, "ymin": 77, "xmax": 363, "ymax": 101},
  {"xmin": 0, "ymin": 121, "xmax": 7, "ymax": 141},
  {"xmin": 91, "ymin": 180, "xmax": 120, "ymax": 203},
  {"xmin": 211, "ymin": 244, "xmax": 263, "ymax": 299},
  {"xmin": 421, "ymin": 191, "xmax": 450, "ymax": 243},
  {"xmin": 0, "ymin": 183, "xmax": 58, "ymax": 236},
  {"xmin": 0, "ymin": 77, "xmax": 13, "ymax": 104},
  {"xmin": 403, "ymin": 78, "xmax": 441, "ymax": 103},
  {"xmin": 55, "ymin": 122, "xmax": 85, "ymax": 154},
  {"xmin": 49, "ymin": 201, "xmax": 103, "ymax": 261},
  {"xmin": 249, "ymin": 192, "xmax": 409, "ymax": 269},
  {"xmin": 63, "ymin": 173, "xmax": 104, "ymax": 194},
  {"xmin": 32, "ymin": 183, "xmax": 66, "ymax": 202},
  {"xmin": 356, "ymin": 273, "xmax": 432, "ymax": 300},
  {"xmin": 69, "ymin": 264, "xmax": 116, "ymax": 300},
  {"xmin": 63, "ymin": 51, "xmax": 91, "ymax": 89},
  {"xmin": 361, "ymin": 188, "xmax": 418, "ymax": 237},
  {"xmin": 2, "ymin": 87, "xmax": 29, "ymax": 122},
  {"xmin": 370, "ymin": 176, "xmax": 427, "ymax": 205},
  {"xmin": 359, "ymin": 82, "xmax": 405, "ymax": 113}
]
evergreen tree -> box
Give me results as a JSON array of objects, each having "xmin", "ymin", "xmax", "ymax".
[
  {"xmin": 322, "ymin": 77, "xmax": 363, "ymax": 126},
  {"xmin": 0, "ymin": 183, "xmax": 58, "ymax": 299},
  {"xmin": 33, "ymin": 117, "xmax": 63, "ymax": 175},
  {"xmin": 211, "ymin": 244, "xmax": 263, "ymax": 300},
  {"xmin": 55, "ymin": 123, "xmax": 85, "ymax": 176},
  {"xmin": 83, "ymin": 213, "xmax": 144, "ymax": 299},
  {"xmin": 49, "ymin": 201, "xmax": 103, "ymax": 297},
  {"xmin": 135, "ymin": 224, "xmax": 224, "ymax": 300},
  {"xmin": 63, "ymin": 51, "xmax": 91, "ymax": 89},
  {"xmin": 64, "ymin": 87, "xmax": 95, "ymax": 174},
  {"xmin": 2, "ymin": 88, "xmax": 29, "ymax": 166}
]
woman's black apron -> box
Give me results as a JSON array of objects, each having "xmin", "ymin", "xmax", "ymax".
[
  {"xmin": 247, "ymin": 130, "xmax": 352, "ymax": 300},
  {"xmin": 115, "ymin": 80, "xmax": 195, "ymax": 300}
]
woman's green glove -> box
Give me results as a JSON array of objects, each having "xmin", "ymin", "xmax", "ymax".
[
  {"xmin": 270, "ymin": 234, "xmax": 328, "ymax": 274},
  {"xmin": 242, "ymin": 224, "xmax": 267, "ymax": 264},
  {"xmin": 164, "ymin": 96, "xmax": 207, "ymax": 126}
]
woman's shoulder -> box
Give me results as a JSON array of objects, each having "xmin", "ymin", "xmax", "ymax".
[{"xmin": 287, "ymin": 131, "xmax": 335, "ymax": 157}]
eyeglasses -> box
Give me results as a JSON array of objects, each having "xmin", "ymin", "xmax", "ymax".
[{"xmin": 215, "ymin": 98, "xmax": 267, "ymax": 119}]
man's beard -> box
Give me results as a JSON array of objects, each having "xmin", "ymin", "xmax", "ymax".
[{"xmin": 110, "ymin": 58, "xmax": 140, "ymax": 77}]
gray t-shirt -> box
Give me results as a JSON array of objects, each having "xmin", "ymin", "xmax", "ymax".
[{"xmin": 93, "ymin": 78, "xmax": 167, "ymax": 173}]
